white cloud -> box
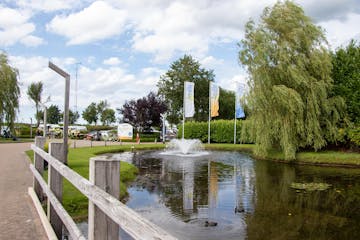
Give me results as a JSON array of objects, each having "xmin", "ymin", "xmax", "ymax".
[
  {"xmin": 46, "ymin": 1, "xmax": 128, "ymax": 45},
  {"xmin": 0, "ymin": 5, "xmax": 30, "ymax": 28},
  {"xmin": 9, "ymin": 53, "xmax": 163, "ymax": 123},
  {"xmin": 123, "ymin": 0, "xmax": 270, "ymax": 62},
  {"xmin": 318, "ymin": 13, "xmax": 360, "ymax": 49},
  {"xmin": 41, "ymin": 0, "xmax": 360, "ymax": 61},
  {"xmin": 200, "ymin": 56, "xmax": 225, "ymax": 69},
  {"xmin": 20, "ymin": 35, "xmax": 44, "ymax": 46},
  {"xmin": 14, "ymin": 0, "xmax": 81, "ymax": 12},
  {"xmin": 103, "ymin": 57, "xmax": 121, "ymax": 66},
  {"xmin": 0, "ymin": 5, "xmax": 43, "ymax": 46}
]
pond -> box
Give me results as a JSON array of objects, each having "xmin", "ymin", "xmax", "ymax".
[{"xmin": 83, "ymin": 150, "xmax": 360, "ymax": 239}]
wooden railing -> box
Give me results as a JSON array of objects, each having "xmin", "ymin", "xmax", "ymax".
[{"xmin": 30, "ymin": 136, "xmax": 177, "ymax": 240}]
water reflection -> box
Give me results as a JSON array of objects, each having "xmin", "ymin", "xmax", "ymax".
[
  {"xmin": 120, "ymin": 151, "xmax": 255, "ymax": 240},
  {"xmin": 107, "ymin": 151, "xmax": 360, "ymax": 240}
]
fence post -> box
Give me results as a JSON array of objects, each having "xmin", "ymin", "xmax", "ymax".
[
  {"xmin": 88, "ymin": 156, "xmax": 120, "ymax": 240},
  {"xmin": 34, "ymin": 136, "xmax": 45, "ymax": 200},
  {"xmin": 48, "ymin": 142, "xmax": 65, "ymax": 239}
]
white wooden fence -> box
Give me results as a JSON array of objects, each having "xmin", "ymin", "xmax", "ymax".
[{"xmin": 30, "ymin": 136, "xmax": 177, "ymax": 240}]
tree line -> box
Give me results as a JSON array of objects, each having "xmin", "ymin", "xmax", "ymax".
[{"xmin": 1, "ymin": 1, "xmax": 359, "ymax": 160}]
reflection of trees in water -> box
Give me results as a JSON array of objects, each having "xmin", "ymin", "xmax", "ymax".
[
  {"xmin": 246, "ymin": 162, "xmax": 360, "ymax": 240},
  {"xmin": 131, "ymin": 155, "xmax": 238, "ymax": 220}
]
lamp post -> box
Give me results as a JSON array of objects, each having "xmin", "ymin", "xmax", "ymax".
[
  {"xmin": 30, "ymin": 118, "xmax": 32, "ymax": 138},
  {"xmin": 40, "ymin": 103, "xmax": 47, "ymax": 137},
  {"xmin": 73, "ymin": 62, "xmax": 81, "ymax": 149},
  {"xmin": 49, "ymin": 61, "xmax": 70, "ymax": 164}
]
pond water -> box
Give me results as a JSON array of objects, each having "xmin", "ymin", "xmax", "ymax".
[{"xmin": 88, "ymin": 150, "xmax": 360, "ymax": 240}]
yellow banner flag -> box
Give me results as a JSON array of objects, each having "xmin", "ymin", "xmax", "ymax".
[{"xmin": 210, "ymin": 82, "xmax": 219, "ymax": 117}]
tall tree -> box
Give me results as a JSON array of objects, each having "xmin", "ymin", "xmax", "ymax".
[
  {"xmin": 27, "ymin": 81, "xmax": 43, "ymax": 127},
  {"xmin": 239, "ymin": 1, "xmax": 344, "ymax": 159},
  {"xmin": 47, "ymin": 104, "xmax": 61, "ymax": 124},
  {"xmin": 69, "ymin": 110, "xmax": 80, "ymax": 124},
  {"xmin": 118, "ymin": 91, "xmax": 167, "ymax": 130},
  {"xmin": 97, "ymin": 100, "xmax": 109, "ymax": 119},
  {"xmin": 157, "ymin": 55, "xmax": 215, "ymax": 124},
  {"xmin": 101, "ymin": 108, "xmax": 116, "ymax": 126},
  {"xmin": 331, "ymin": 40, "xmax": 360, "ymax": 124},
  {"xmin": 0, "ymin": 53, "xmax": 20, "ymax": 134},
  {"xmin": 218, "ymin": 88, "xmax": 235, "ymax": 120},
  {"xmin": 82, "ymin": 102, "xmax": 98, "ymax": 125}
]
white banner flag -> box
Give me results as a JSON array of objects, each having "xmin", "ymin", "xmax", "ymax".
[{"xmin": 184, "ymin": 81, "xmax": 195, "ymax": 118}]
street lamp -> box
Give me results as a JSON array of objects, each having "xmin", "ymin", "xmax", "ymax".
[
  {"xmin": 49, "ymin": 61, "xmax": 70, "ymax": 164},
  {"xmin": 40, "ymin": 96, "xmax": 50, "ymax": 138},
  {"xmin": 30, "ymin": 118, "xmax": 32, "ymax": 138},
  {"xmin": 40, "ymin": 103, "xmax": 47, "ymax": 137}
]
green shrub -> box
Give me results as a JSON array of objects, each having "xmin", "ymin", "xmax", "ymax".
[
  {"xmin": 348, "ymin": 126, "xmax": 360, "ymax": 147},
  {"xmin": 86, "ymin": 125, "xmax": 114, "ymax": 131}
]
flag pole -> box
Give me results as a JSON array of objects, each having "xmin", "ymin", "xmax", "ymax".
[
  {"xmin": 183, "ymin": 82, "xmax": 185, "ymax": 139},
  {"xmin": 208, "ymin": 81, "xmax": 211, "ymax": 144}
]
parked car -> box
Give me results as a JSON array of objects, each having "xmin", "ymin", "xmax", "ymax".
[
  {"xmin": 85, "ymin": 131, "xmax": 101, "ymax": 141},
  {"xmin": 100, "ymin": 130, "xmax": 117, "ymax": 141}
]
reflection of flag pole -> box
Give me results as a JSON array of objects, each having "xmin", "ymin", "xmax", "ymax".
[
  {"xmin": 234, "ymin": 94, "xmax": 237, "ymax": 144},
  {"xmin": 208, "ymin": 82, "xmax": 219, "ymax": 144},
  {"xmin": 234, "ymin": 83, "xmax": 245, "ymax": 144}
]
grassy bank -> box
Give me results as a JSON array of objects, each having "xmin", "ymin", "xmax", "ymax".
[
  {"xmin": 205, "ymin": 144, "xmax": 360, "ymax": 167},
  {"xmin": 26, "ymin": 143, "xmax": 165, "ymax": 220},
  {"xmin": 1, "ymin": 138, "xmax": 34, "ymax": 143}
]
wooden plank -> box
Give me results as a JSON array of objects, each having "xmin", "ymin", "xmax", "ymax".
[
  {"xmin": 28, "ymin": 187, "xmax": 58, "ymax": 240},
  {"xmin": 34, "ymin": 136, "xmax": 46, "ymax": 200},
  {"xmin": 30, "ymin": 164, "xmax": 86, "ymax": 240},
  {"xmin": 31, "ymin": 144, "xmax": 177, "ymax": 240},
  {"xmin": 48, "ymin": 142, "xmax": 65, "ymax": 239},
  {"xmin": 88, "ymin": 156, "xmax": 120, "ymax": 240}
]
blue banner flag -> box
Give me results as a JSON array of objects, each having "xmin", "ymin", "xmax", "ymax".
[{"xmin": 235, "ymin": 84, "xmax": 245, "ymax": 118}]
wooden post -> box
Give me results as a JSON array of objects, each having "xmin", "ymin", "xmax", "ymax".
[
  {"xmin": 88, "ymin": 156, "xmax": 120, "ymax": 240},
  {"xmin": 34, "ymin": 136, "xmax": 45, "ymax": 200},
  {"xmin": 48, "ymin": 142, "xmax": 65, "ymax": 239}
]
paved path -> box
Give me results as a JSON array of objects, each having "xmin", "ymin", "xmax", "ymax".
[
  {"xmin": 0, "ymin": 139, "xmax": 154, "ymax": 239},
  {"xmin": 0, "ymin": 142, "xmax": 47, "ymax": 240}
]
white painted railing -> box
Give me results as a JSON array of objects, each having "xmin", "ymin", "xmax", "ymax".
[{"xmin": 30, "ymin": 136, "xmax": 177, "ymax": 240}]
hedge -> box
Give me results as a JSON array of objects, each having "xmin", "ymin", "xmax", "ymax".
[{"xmin": 177, "ymin": 119, "xmax": 253, "ymax": 143}]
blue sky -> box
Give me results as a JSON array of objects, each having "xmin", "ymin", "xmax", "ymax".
[{"xmin": 1, "ymin": 0, "xmax": 359, "ymax": 124}]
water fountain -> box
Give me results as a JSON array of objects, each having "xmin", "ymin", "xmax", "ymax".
[{"xmin": 161, "ymin": 138, "xmax": 209, "ymax": 157}]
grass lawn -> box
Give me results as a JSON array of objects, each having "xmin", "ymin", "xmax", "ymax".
[
  {"xmin": 205, "ymin": 143, "xmax": 360, "ymax": 166},
  {"xmin": 0, "ymin": 138, "xmax": 34, "ymax": 143},
  {"xmin": 26, "ymin": 143, "xmax": 165, "ymax": 220}
]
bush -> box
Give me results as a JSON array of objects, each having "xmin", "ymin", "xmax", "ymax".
[
  {"xmin": 86, "ymin": 125, "xmax": 114, "ymax": 131},
  {"xmin": 14, "ymin": 124, "xmax": 37, "ymax": 138},
  {"xmin": 348, "ymin": 126, "xmax": 360, "ymax": 148}
]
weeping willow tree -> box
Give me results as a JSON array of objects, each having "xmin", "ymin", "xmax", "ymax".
[
  {"xmin": 0, "ymin": 53, "xmax": 20, "ymax": 134},
  {"xmin": 239, "ymin": 1, "xmax": 344, "ymax": 160}
]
